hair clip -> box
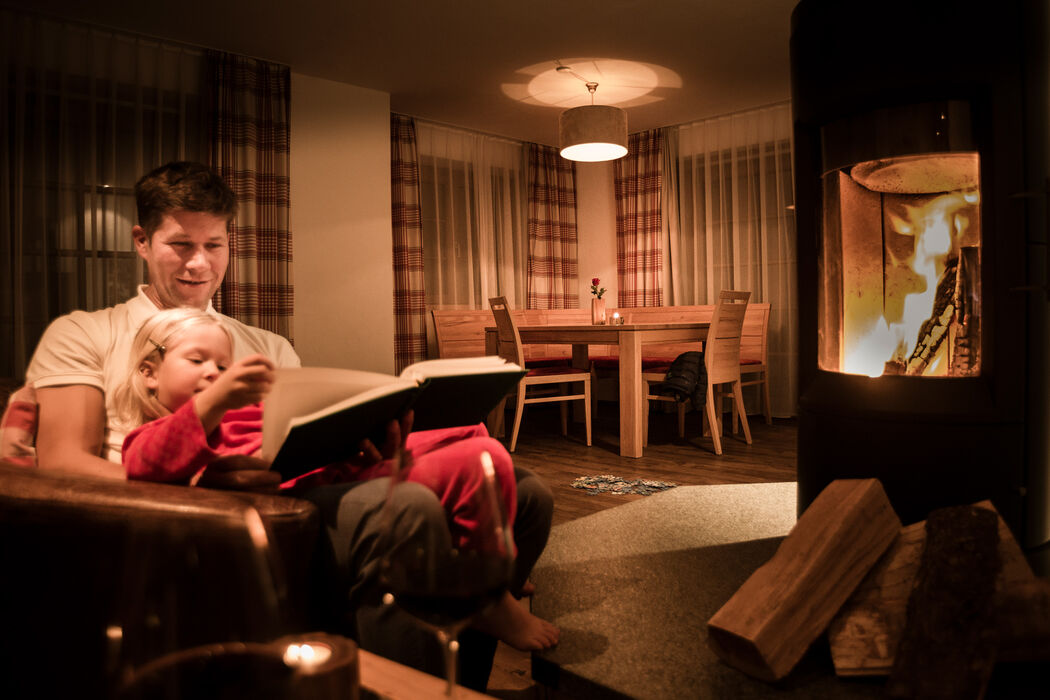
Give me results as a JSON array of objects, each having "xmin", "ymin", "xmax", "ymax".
[{"xmin": 148, "ymin": 338, "xmax": 166, "ymax": 357}]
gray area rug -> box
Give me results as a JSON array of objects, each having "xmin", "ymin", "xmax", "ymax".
[{"xmin": 529, "ymin": 483, "xmax": 888, "ymax": 699}]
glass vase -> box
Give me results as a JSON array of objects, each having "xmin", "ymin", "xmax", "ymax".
[{"xmin": 591, "ymin": 297, "xmax": 606, "ymax": 325}]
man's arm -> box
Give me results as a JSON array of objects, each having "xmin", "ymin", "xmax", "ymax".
[{"xmin": 35, "ymin": 385, "xmax": 123, "ymax": 479}]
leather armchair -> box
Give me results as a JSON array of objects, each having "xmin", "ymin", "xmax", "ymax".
[{"xmin": 0, "ymin": 461, "xmax": 320, "ymax": 698}]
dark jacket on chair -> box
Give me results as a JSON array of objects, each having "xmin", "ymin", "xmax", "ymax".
[{"xmin": 649, "ymin": 351, "xmax": 707, "ymax": 408}]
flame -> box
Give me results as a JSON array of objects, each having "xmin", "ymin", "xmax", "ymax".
[
  {"xmin": 843, "ymin": 317, "xmax": 902, "ymax": 377},
  {"xmin": 843, "ymin": 189, "xmax": 978, "ymax": 377}
]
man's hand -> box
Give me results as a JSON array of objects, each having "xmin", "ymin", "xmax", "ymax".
[
  {"xmin": 196, "ymin": 454, "xmax": 281, "ymax": 493},
  {"xmin": 346, "ymin": 410, "xmax": 414, "ymax": 469},
  {"xmin": 194, "ymin": 354, "xmax": 275, "ymax": 434}
]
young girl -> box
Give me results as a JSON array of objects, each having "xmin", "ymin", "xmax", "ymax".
[{"xmin": 116, "ymin": 307, "xmax": 558, "ymax": 651}]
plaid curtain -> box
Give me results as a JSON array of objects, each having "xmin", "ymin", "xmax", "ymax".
[
  {"xmin": 615, "ymin": 129, "xmax": 664, "ymax": 307},
  {"xmin": 391, "ymin": 114, "xmax": 426, "ymax": 372},
  {"xmin": 526, "ymin": 144, "xmax": 578, "ymax": 309},
  {"xmin": 207, "ymin": 51, "xmax": 293, "ymax": 341}
]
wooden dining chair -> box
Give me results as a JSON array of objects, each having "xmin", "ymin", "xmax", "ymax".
[
  {"xmin": 700, "ymin": 290, "xmax": 753, "ymax": 454},
  {"xmin": 488, "ymin": 296, "xmax": 592, "ymax": 452},
  {"xmin": 643, "ymin": 290, "xmax": 752, "ymax": 454},
  {"xmin": 738, "ymin": 302, "xmax": 772, "ymax": 427}
]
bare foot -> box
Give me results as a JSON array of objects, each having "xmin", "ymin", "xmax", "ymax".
[{"xmin": 472, "ymin": 591, "xmax": 559, "ymax": 651}]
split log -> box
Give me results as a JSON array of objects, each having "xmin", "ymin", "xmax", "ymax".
[
  {"xmin": 827, "ymin": 520, "xmax": 926, "ymax": 676},
  {"xmin": 996, "ymin": 577, "xmax": 1050, "ymax": 663},
  {"xmin": 885, "ymin": 505, "xmax": 1000, "ymax": 700},
  {"xmin": 906, "ymin": 256, "xmax": 958, "ymax": 375},
  {"xmin": 706, "ymin": 479, "xmax": 901, "ymax": 682},
  {"xmin": 883, "ymin": 359, "xmax": 907, "ymax": 375},
  {"xmin": 828, "ymin": 501, "xmax": 1036, "ymax": 677},
  {"xmin": 949, "ymin": 246, "xmax": 980, "ymax": 376}
]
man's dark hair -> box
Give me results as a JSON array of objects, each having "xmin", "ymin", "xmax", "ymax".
[{"xmin": 134, "ymin": 161, "xmax": 238, "ymax": 236}]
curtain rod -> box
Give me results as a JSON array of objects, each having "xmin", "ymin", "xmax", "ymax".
[
  {"xmin": 2, "ymin": 5, "xmax": 291, "ymax": 68},
  {"xmin": 397, "ymin": 113, "xmax": 529, "ymax": 148},
  {"xmin": 659, "ymin": 100, "xmax": 793, "ymax": 133},
  {"xmin": 396, "ymin": 99, "xmax": 792, "ymax": 148}
]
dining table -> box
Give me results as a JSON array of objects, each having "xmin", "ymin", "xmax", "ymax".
[{"xmin": 485, "ymin": 322, "xmax": 710, "ymax": 458}]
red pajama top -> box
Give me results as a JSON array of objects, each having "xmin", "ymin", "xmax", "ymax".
[{"xmin": 122, "ymin": 401, "xmax": 358, "ymax": 489}]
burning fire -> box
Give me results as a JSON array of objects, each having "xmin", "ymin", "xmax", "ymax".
[{"xmin": 843, "ymin": 190, "xmax": 980, "ymax": 377}]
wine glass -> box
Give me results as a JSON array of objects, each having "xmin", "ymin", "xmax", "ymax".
[
  {"xmin": 378, "ymin": 449, "xmax": 515, "ymax": 696},
  {"xmin": 106, "ymin": 501, "xmax": 285, "ymax": 698}
]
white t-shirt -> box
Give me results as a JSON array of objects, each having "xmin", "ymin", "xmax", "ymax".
[{"xmin": 25, "ymin": 286, "xmax": 301, "ymax": 462}]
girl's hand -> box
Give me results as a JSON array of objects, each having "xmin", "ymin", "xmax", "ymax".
[
  {"xmin": 210, "ymin": 354, "xmax": 275, "ymax": 410},
  {"xmin": 193, "ymin": 354, "xmax": 276, "ymax": 434}
]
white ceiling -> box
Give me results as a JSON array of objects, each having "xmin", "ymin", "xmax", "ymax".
[{"xmin": 13, "ymin": 0, "xmax": 799, "ymax": 146}]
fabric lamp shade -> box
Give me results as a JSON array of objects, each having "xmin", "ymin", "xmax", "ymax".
[{"xmin": 559, "ymin": 105, "xmax": 628, "ymax": 162}]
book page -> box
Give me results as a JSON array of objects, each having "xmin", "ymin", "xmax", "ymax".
[
  {"xmin": 262, "ymin": 360, "xmax": 524, "ymax": 478},
  {"xmin": 261, "ymin": 367, "xmax": 413, "ymax": 461},
  {"xmin": 399, "ymin": 356, "xmax": 526, "ymax": 433},
  {"xmin": 399, "ymin": 355, "xmax": 522, "ymax": 381}
]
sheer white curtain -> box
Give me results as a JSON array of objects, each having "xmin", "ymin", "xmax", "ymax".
[
  {"xmin": 1, "ymin": 9, "xmax": 205, "ymax": 382},
  {"xmin": 670, "ymin": 103, "xmax": 798, "ymax": 417},
  {"xmin": 415, "ymin": 121, "xmax": 529, "ymax": 310}
]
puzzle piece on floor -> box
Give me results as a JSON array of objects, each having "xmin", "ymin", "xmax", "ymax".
[{"xmin": 571, "ymin": 474, "xmax": 678, "ymax": 496}]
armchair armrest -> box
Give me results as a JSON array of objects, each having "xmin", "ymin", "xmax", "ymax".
[{"xmin": 0, "ymin": 461, "xmax": 320, "ymax": 698}]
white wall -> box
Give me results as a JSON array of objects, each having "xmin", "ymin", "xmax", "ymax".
[
  {"xmin": 289, "ymin": 77, "xmax": 617, "ymax": 371},
  {"xmin": 575, "ymin": 161, "xmax": 617, "ymax": 308},
  {"xmin": 290, "ymin": 74, "xmax": 394, "ymax": 373}
]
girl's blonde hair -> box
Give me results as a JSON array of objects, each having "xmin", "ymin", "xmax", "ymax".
[{"xmin": 112, "ymin": 307, "xmax": 234, "ymax": 431}]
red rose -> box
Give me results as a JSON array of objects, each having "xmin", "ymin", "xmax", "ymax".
[{"xmin": 592, "ymin": 277, "xmax": 600, "ymax": 286}]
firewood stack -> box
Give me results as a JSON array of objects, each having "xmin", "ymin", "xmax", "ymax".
[
  {"xmin": 707, "ymin": 479, "xmax": 1049, "ymax": 698},
  {"xmin": 883, "ymin": 245, "xmax": 981, "ymax": 377}
]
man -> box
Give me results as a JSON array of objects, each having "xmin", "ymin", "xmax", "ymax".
[
  {"xmin": 28, "ymin": 163, "xmax": 297, "ymax": 480},
  {"xmin": 25, "ymin": 161, "xmax": 554, "ymax": 688}
]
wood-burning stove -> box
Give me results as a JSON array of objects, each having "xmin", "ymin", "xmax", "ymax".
[{"xmin": 790, "ymin": 0, "xmax": 1049, "ymax": 549}]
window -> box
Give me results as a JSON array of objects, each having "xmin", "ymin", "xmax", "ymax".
[
  {"xmin": 415, "ymin": 121, "xmax": 528, "ymax": 310},
  {"xmin": 2, "ymin": 9, "xmax": 205, "ymax": 381}
]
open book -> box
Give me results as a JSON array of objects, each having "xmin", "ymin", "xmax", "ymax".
[{"xmin": 260, "ymin": 356, "xmax": 525, "ymax": 480}]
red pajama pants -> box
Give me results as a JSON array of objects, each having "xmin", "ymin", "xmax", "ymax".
[{"xmin": 123, "ymin": 402, "xmax": 516, "ymax": 552}]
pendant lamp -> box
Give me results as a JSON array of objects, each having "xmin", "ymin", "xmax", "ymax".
[{"xmin": 559, "ymin": 81, "xmax": 628, "ymax": 162}]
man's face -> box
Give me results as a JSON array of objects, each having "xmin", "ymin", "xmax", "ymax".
[{"xmin": 133, "ymin": 211, "xmax": 230, "ymax": 310}]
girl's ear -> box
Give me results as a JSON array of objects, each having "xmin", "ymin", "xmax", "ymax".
[{"xmin": 141, "ymin": 360, "xmax": 160, "ymax": 391}]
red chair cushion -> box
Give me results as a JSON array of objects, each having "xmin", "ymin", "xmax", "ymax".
[
  {"xmin": 740, "ymin": 358, "xmax": 761, "ymax": 365},
  {"xmin": 526, "ymin": 366, "xmax": 589, "ymax": 378},
  {"xmin": 590, "ymin": 355, "xmax": 678, "ymax": 370},
  {"xmin": 524, "ymin": 357, "xmax": 572, "ymax": 369}
]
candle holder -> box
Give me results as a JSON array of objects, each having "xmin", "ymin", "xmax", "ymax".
[{"xmin": 118, "ymin": 633, "xmax": 359, "ymax": 700}]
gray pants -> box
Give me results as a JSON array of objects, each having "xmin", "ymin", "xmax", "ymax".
[{"xmin": 298, "ymin": 465, "xmax": 553, "ymax": 689}]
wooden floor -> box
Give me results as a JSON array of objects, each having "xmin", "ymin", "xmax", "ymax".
[{"xmin": 485, "ymin": 401, "xmax": 798, "ymax": 698}]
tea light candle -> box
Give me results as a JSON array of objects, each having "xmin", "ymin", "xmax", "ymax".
[
  {"xmin": 283, "ymin": 641, "xmax": 333, "ymax": 668},
  {"xmin": 612, "ymin": 312, "xmax": 620, "ymax": 323}
]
